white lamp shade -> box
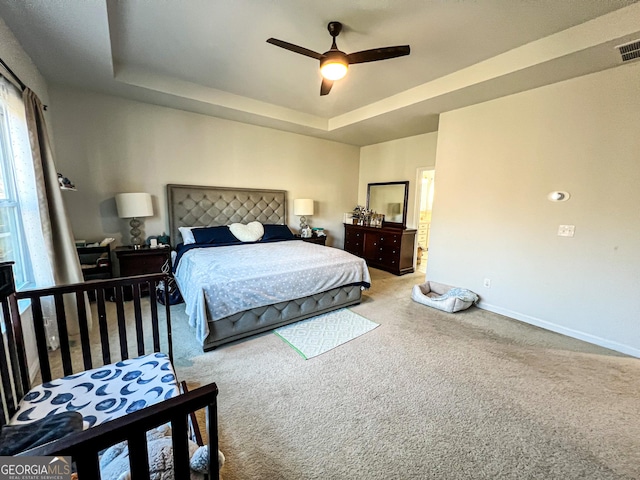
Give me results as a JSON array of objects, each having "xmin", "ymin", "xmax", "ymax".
[
  {"xmin": 294, "ymin": 199, "xmax": 314, "ymax": 216},
  {"xmin": 115, "ymin": 192, "xmax": 154, "ymax": 218}
]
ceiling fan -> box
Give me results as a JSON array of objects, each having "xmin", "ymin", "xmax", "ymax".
[{"xmin": 267, "ymin": 21, "xmax": 410, "ymax": 96}]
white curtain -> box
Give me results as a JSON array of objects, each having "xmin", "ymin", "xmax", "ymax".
[
  {"xmin": 0, "ymin": 76, "xmax": 90, "ymax": 344},
  {"xmin": 22, "ymin": 88, "xmax": 83, "ymax": 287},
  {"xmin": 22, "ymin": 87, "xmax": 89, "ymax": 339},
  {"xmin": 0, "ymin": 76, "xmax": 54, "ymax": 290}
]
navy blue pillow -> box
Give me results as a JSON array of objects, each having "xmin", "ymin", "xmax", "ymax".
[
  {"xmin": 262, "ymin": 224, "xmax": 295, "ymax": 241},
  {"xmin": 192, "ymin": 226, "xmax": 240, "ymax": 245}
]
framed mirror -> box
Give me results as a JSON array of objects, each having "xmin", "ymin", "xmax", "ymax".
[{"xmin": 367, "ymin": 181, "xmax": 409, "ymax": 229}]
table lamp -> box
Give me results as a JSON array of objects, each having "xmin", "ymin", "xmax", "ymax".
[
  {"xmin": 294, "ymin": 199, "xmax": 314, "ymax": 237},
  {"xmin": 116, "ymin": 192, "xmax": 153, "ymax": 249}
]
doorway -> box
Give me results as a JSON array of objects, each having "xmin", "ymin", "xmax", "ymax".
[{"xmin": 415, "ymin": 168, "xmax": 435, "ymax": 274}]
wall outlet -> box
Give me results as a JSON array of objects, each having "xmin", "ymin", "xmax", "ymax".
[
  {"xmin": 557, "ymin": 225, "xmax": 575, "ymax": 237},
  {"xmin": 483, "ymin": 278, "xmax": 491, "ymax": 288}
]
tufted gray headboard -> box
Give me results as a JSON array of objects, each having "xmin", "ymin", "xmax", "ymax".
[{"xmin": 167, "ymin": 184, "xmax": 287, "ymax": 245}]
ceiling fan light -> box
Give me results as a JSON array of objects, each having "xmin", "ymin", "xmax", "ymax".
[{"xmin": 320, "ymin": 59, "xmax": 348, "ymax": 80}]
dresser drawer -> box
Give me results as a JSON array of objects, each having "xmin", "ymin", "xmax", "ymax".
[
  {"xmin": 123, "ymin": 256, "xmax": 164, "ymax": 276},
  {"xmin": 345, "ymin": 229, "xmax": 363, "ymax": 242},
  {"xmin": 344, "ymin": 239, "xmax": 362, "ymax": 255},
  {"xmin": 379, "ymin": 233, "xmax": 401, "ymax": 247},
  {"xmin": 116, "ymin": 248, "xmax": 171, "ymax": 277}
]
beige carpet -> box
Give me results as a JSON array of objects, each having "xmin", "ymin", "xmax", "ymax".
[{"xmin": 170, "ymin": 268, "xmax": 640, "ymax": 480}]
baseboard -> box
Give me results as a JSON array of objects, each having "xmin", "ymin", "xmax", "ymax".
[{"xmin": 476, "ymin": 301, "xmax": 640, "ymax": 358}]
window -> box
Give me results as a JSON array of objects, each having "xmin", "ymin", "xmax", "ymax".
[{"xmin": 0, "ymin": 80, "xmax": 33, "ymax": 290}]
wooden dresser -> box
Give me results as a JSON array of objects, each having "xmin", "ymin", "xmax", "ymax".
[{"xmin": 344, "ymin": 224, "xmax": 416, "ymax": 275}]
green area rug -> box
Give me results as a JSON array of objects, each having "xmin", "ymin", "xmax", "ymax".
[{"xmin": 274, "ymin": 308, "xmax": 379, "ymax": 359}]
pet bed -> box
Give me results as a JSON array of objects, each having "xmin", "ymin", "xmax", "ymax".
[{"xmin": 411, "ymin": 281, "xmax": 478, "ymax": 313}]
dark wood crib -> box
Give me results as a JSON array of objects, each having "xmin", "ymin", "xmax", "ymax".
[{"xmin": 0, "ymin": 262, "xmax": 219, "ymax": 479}]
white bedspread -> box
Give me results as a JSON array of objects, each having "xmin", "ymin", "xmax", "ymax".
[{"xmin": 174, "ymin": 241, "xmax": 371, "ymax": 344}]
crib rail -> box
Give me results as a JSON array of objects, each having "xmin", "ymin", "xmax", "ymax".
[
  {"xmin": 21, "ymin": 382, "xmax": 220, "ymax": 480},
  {"xmin": 0, "ymin": 268, "xmax": 172, "ymax": 426},
  {"xmin": 12, "ymin": 273, "xmax": 172, "ymax": 383},
  {"xmin": 0, "ymin": 262, "xmax": 23, "ymax": 426}
]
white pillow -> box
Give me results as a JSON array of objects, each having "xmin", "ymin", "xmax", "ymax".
[
  {"xmin": 228, "ymin": 222, "xmax": 264, "ymax": 242},
  {"xmin": 178, "ymin": 226, "xmax": 202, "ymax": 245}
]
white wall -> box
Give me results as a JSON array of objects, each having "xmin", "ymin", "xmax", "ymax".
[
  {"xmin": 358, "ymin": 132, "xmax": 438, "ymax": 229},
  {"xmin": 0, "ymin": 18, "xmax": 49, "ymax": 105},
  {"xmin": 48, "ymin": 87, "xmax": 360, "ymax": 248},
  {"xmin": 429, "ymin": 62, "xmax": 640, "ymax": 357}
]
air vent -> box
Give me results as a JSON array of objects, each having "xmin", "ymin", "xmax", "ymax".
[{"xmin": 617, "ymin": 39, "xmax": 640, "ymax": 62}]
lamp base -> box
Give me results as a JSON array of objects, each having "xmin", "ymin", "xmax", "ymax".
[{"xmin": 130, "ymin": 217, "xmax": 144, "ymax": 248}]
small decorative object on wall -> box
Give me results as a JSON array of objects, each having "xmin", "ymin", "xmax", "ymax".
[
  {"xmin": 294, "ymin": 199, "xmax": 314, "ymax": 238},
  {"xmin": 547, "ymin": 191, "xmax": 571, "ymax": 202},
  {"xmin": 57, "ymin": 173, "xmax": 76, "ymax": 191},
  {"xmin": 115, "ymin": 192, "xmax": 154, "ymax": 249}
]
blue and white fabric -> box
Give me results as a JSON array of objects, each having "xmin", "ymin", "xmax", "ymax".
[
  {"xmin": 10, "ymin": 352, "xmax": 179, "ymax": 428},
  {"xmin": 429, "ymin": 287, "xmax": 478, "ymax": 303},
  {"xmin": 174, "ymin": 241, "xmax": 371, "ymax": 344}
]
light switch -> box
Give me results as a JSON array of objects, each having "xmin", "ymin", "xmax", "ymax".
[{"xmin": 557, "ymin": 225, "xmax": 575, "ymax": 237}]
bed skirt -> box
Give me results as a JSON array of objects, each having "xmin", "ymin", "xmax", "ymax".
[{"xmin": 203, "ymin": 285, "xmax": 363, "ymax": 351}]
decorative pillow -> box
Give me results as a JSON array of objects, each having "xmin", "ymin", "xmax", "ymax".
[
  {"xmin": 228, "ymin": 221, "xmax": 264, "ymax": 242},
  {"xmin": 0, "ymin": 411, "xmax": 83, "ymax": 455},
  {"xmin": 192, "ymin": 226, "xmax": 240, "ymax": 245},
  {"xmin": 262, "ymin": 224, "xmax": 295, "ymax": 241},
  {"xmin": 178, "ymin": 226, "xmax": 203, "ymax": 245}
]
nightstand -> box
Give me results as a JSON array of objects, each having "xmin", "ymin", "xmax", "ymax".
[
  {"xmin": 115, "ymin": 246, "xmax": 171, "ymax": 276},
  {"xmin": 115, "ymin": 246, "xmax": 171, "ymax": 296},
  {"xmin": 295, "ymin": 235, "xmax": 327, "ymax": 246}
]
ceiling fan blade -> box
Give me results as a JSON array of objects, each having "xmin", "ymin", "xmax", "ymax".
[
  {"xmin": 347, "ymin": 45, "xmax": 410, "ymax": 65},
  {"xmin": 320, "ymin": 78, "xmax": 333, "ymax": 96},
  {"xmin": 266, "ymin": 38, "xmax": 323, "ymax": 60}
]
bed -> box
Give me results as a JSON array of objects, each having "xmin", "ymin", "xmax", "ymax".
[{"xmin": 167, "ymin": 184, "xmax": 371, "ymax": 351}]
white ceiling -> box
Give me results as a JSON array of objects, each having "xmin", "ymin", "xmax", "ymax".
[{"xmin": 1, "ymin": 0, "xmax": 639, "ymax": 145}]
